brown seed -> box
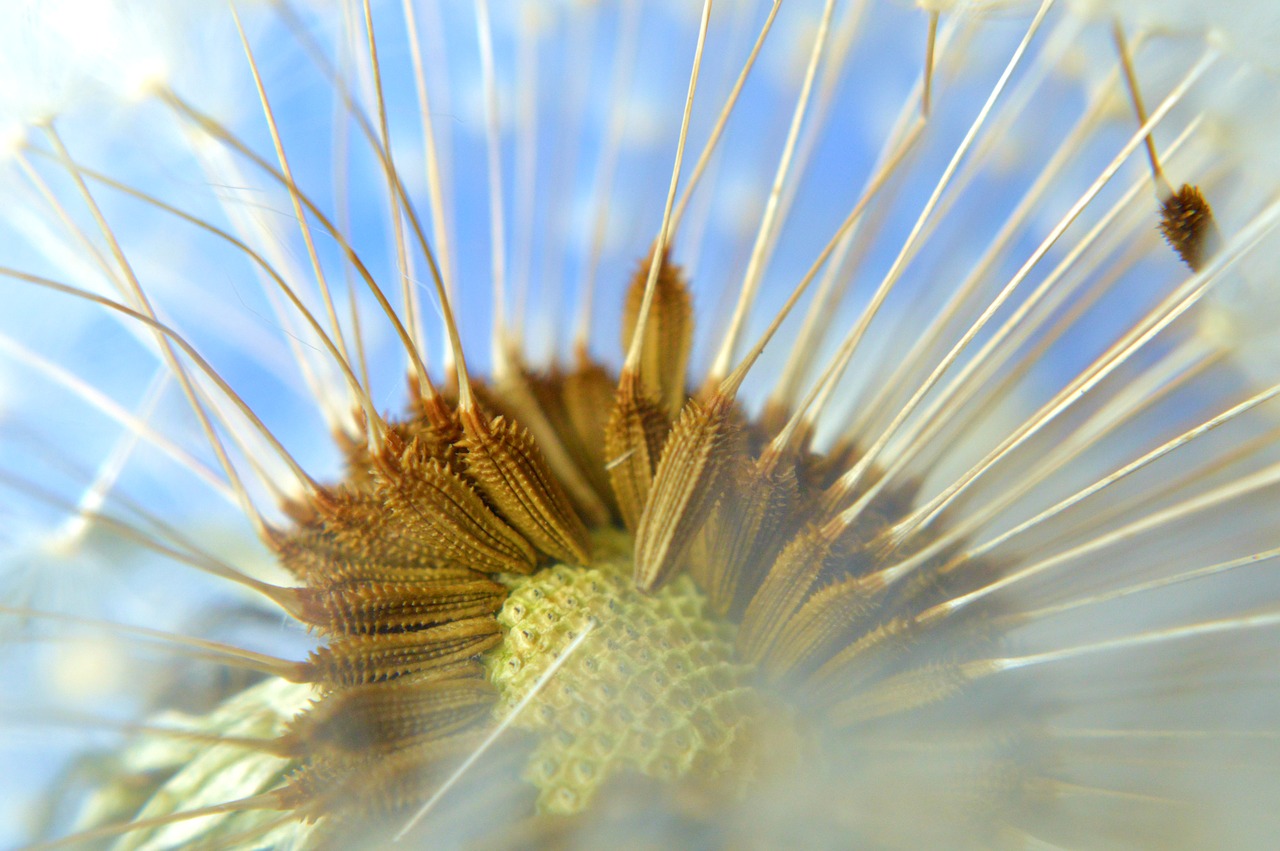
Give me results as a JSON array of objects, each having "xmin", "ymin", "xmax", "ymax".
[
  {"xmin": 604, "ymin": 369, "xmax": 673, "ymax": 532},
  {"xmin": 269, "ymin": 524, "xmax": 482, "ymax": 585},
  {"xmin": 337, "ymin": 411, "xmax": 459, "ymax": 492},
  {"xmin": 1159, "ymin": 183, "xmax": 1220, "ymax": 272},
  {"xmin": 287, "ymin": 677, "xmax": 495, "ymax": 756},
  {"xmin": 459, "ymin": 406, "xmax": 592, "ymax": 565},
  {"xmin": 622, "ymin": 247, "xmax": 694, "ymax": 418},
  {"xmin": 690, "ymin": 448, "xmax": 802, "ymax": 618},
  {"xmin": 382, "ymin": 433, "xmax": 539, "ymax": 574},
  {"xmin": 560, "ymin": 356, "xmax": 623, "ymax": 518},
  {"xmin": 292, "ymin": 577, "xmax": 507, "ymax": 636},
  {"xmin": 306, "ymin": 618, "xmax": 502, "ymax": 687},
  {"xmin": 737, "ymin": 521, "xmax": 840, "ymax": 663},
  {"xmin": 807, "ymin": 616, "xmax": 913, "ymax": 695},
  {"xmin": 284, "ymin": 727, "xmax": 492, "ymax": 821},
  {"xmin": 277, "ymin": 435, "xmax": 539, "ymax": 581},
  {"xmin": 760, "ymin": 575, "xmax": 875, "ymax": 680},
  {"xmin": 485, "ymin": 360, "xmax": 612, "ymax": 527},
  {"xmin": 825, "ymin": 661, "xmax": 974, "ymax": 727},
  {"xmin": 633, "ymin": 391, "xmax": 741, "ymax": 592}
]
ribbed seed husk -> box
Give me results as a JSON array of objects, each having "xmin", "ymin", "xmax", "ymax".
[
  {"xmin": 284, "ymin": 727, "xmax": 492, "ymax": 819},
  {"xmin": 460, "ymin": 407, "xmax": 592, "ymax": 565},
  {"xmin": 621, "ymin": 247, "xmax": 694, "ymax": 418},
  {"xmin": 825, "ymin": 661, "xmax": 975, "ymax": 727},
  {"xmin": 691, "ymin": 449, "xmax": 802, "ymax": 619},
  {"xmin": 288, "ymin": 678, "xmax": 496, "ymax": 755},
  {"xmin": 760, "ymin": 575, "xmax": 876, "ymax": 680},
  {"xmin": 605, "ymin": 369, "xmax": 672, "ymax": 532},
  {"xmin": 274, "ymin": 430, "xmax": 540, "ymax": 579},
  {"xmin": 737, "ymin": 522, "xmax": 843, "ymax": 663},
  {"xmin": 382, "ymin": 433, "xmax": 539, "ymax": 574},
  {"xmin": 561, "ymin": 358, "xmax": 622, "ymax": 517},
  {"xmin": 633, "ymin": 392, "xmax": 741, "ymax": 591},
  {"xmin": 269, "ymin": 525, "xmax": 482, "ymax": 585},
  {"xmin": 487, "ymin": 360, "xmax": 612, "ymax": 528},
  {"xmin": 306, "ymin": 618, "xmax": 503, "ymax": 688},
  {"xmin": 293, "ymin": 577, "xmax": 508, "ymax": 636}
]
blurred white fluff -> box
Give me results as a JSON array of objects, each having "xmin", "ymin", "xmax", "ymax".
[
  {"xmin": 0, "ymin": 0, "xmax": 273, "ymax": 150},
  {"xmin": 0, "ymin": 1, "xmax": 182, "ymax": 126},
  {"xmin": 1068, "ymin": 0, "xmax": 1280, "ymax": 71}
]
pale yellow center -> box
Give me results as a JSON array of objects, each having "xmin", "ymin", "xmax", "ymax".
[{"xmin": 482, "ymin": 530, "xmax": 759, "ymax": 814}]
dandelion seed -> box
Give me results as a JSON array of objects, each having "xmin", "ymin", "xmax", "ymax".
[{"xmin": 2, "ymin": 1, "xmax": 1280, "ymax": 849}]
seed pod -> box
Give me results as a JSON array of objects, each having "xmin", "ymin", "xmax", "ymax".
[
  {"xmin": 460, "ymin": 407, "xmax": 592, "ymax": 565},
  {"xmin": 382, "ymin": 434, "xmax": 539, "ymax": 574},
  {"xmin": 622, "ymin": 248, "xmax": 694, "ymax": 418},
  {"xmin": 1160, "ymin": 183, "xmax": 1220, "ymax": 272},
  {"xmin": 633, "ymin": 392, "xmax": 741, "ymax": 592},
  {"xmin": 287, "ymin": 677, "xmax": 495, "ymax": 756},
  {"xmin": 604, "ymin": 369, "xmax": 672, "ymax": 532},
  {"xmin": 291, "ymin": 577, "xmax": 507, "ymax": 636},
  {"xmin": 306, "ymin": 618, "xmax": 502, "ymax": 688}
]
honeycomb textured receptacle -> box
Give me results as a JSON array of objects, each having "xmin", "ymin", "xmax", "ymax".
[{"xmin": 483, "ymin": 530, "xmax": 762, "ymax": 814}]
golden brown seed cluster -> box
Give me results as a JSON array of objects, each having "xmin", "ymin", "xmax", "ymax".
[
  {"xmin": 72, "ymin": 248, "xmax": 1007, "ymax": 847},
  {"xmin": 204, "ymin": 242, "xmax": 1000, "ymax": 843},
  {"xmin": 255, "ymin": 386, "xmax": 600, "ymax": 830}
]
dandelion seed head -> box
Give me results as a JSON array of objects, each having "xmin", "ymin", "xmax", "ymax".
[{"xmin": 3, "ymin": 0, "xmax": 1280, "ymax": 848}]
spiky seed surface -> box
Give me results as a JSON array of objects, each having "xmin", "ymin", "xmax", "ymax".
[
  {"xmin": 622, "ymin": 248, "xmax": 695, "ymax": 417},
  {"xmin": 738, "ymin": 522, "xmax": 840, "ymax": 663},
  {"xmin": 306, "ymin": 619, "xmax": 503, "ymax": 687},
  {"xmin": 487, "ymin": 364, "xmax": 612, "ymax": 527},
  {"xmin": 289, "ymin": 679, "xmax": 495, "ymax": 755},
  {"xmin": 1159, "ymin": 183, "xmax": 1220, "ymax": 271},
  {"xmin": 826, "ymin": 661, "xmax": 974, "ymax": 727},
  {"xmin": 285, "ymin": 727, "xmax": 493, "ymax": 820},
  {"xmin": 460, "ymin": 407, "xmax": 593, "ymax": 565},
  {"xmin": 604, "ymin": 369, "xmax": 672, "ymax": 531},
  {"xmin": 762, "ymin": 576, "xmax": 875, "ymax": 679},
  {"xmin": 561, "ymin": 359, "xmax": 623, "ymax": 517},
  {"xmin": 690, "ymin": 451, "xmax": 802, "ymax": 618},
  {"xmin": 633, "ymin": 392, "xmax": 741, "ymax": 591},
  {"xmin": 272, "ymin": 523, "xmax": 484, "ymax": 585},
  {"xmin": 382, "ymin": 438, "xmax": 538, "ymax": 575},
  {"xmin": 274, "ymin": 431, "xmax": 541, "ymax": 579},
  {"xmin": 293, "ymin": 577, "xmax": 508, "ymax": 636}
]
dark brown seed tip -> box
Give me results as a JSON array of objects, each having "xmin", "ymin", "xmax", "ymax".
[{"xmin": 1159, "ymin": 183, "xmax": 1220, "ymax": 272}]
